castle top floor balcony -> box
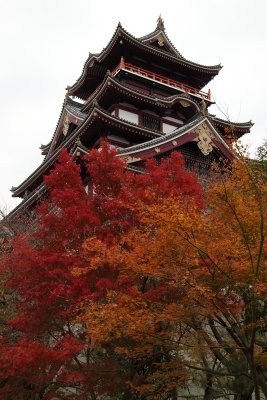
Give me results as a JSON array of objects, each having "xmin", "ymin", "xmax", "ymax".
[{"xmin": 112, "ymin": 57, "xmax": 211, "ymax": 101}]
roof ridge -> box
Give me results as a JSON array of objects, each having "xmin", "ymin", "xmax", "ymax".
[
  {"xmin": 119, "ymin": 25, "xmax": 221, "ymax": 69},
  {"xmin": 68, "ymin": 23, "xmax": 222, "ymax": 96},
  {"xmin": 212, "ymin": 115, "xmax": 254, "ymax": 127}
]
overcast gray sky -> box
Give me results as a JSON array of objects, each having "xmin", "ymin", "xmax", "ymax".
[{"xmin": 1, "ymin": 0, "xmax": 267, "ymax": 210}]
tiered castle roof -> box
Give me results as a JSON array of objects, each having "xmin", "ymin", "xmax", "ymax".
[
  {"xmin": 8, "ymin": 17, "xmax": 253, "ymax": 220},
  {"xmin": 67, "ymin": 20, "xmax": 222, "ymax": 100}
]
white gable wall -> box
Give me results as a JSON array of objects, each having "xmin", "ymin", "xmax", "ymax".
[{"xmin": 118, "ymin": 109, "xmax": 139, "ymax": 124}]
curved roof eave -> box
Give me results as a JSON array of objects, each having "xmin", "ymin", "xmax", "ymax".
[
  {"xmin": 212, "ymin": 116, "xmax": 254, "ymax": 129},
  {"xmin": 118, "ymin": 114, "xmax": 232, "ymax": 159},
  {"xmin": 11, "ymin": 104, "xmax": 164, "ymax": 197},
  {"xmin": 7, "ymin": 184, "xmax": 46, "ymax": 220},
  {"xmin": 67, "ymin": 24, "xmax": 222, "ymax": 95},
  {"xmin": 118, "ymin": 114, "xmax": 204, "ymax": 156},
  {"xmin": 39, "ymin": 141, "xmax": 52, "ymax": 151},
  {"xmin": 82, "ymin": 74, "xmax": 201, "ymax": 113},
  {"xmin": 42, "ymin": 97, "xmax": 87, "ymax": 160}
]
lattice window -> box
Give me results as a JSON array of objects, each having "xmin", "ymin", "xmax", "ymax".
[
  {"xmin": 142, "ymin": 114, "xmax": 160, "ymax": 131},
  {"xmin": 154, "ymin": 142, "xmax": 220, "ymax": 177}
]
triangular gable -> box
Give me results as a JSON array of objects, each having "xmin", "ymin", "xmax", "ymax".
[
  {"xmin": 139, "ymin": 15, "xmax": 183, "ymax": 57},
  {"xmin": 118, "ymin": 118, "xmax": 233, "ymax": 162},
  {"xmin": 141, "ymin": 31, "xmax": 183, "ymax": 58},
  {"xmin": 46, "ymin": 102, "xmax": 86, "ymax": 159}
]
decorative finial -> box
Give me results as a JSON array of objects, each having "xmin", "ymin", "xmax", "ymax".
[
  {"xmin": 157, "ymin": 14, "xmax": 165, "ymax": 31},
  {"xmin": 199, "ymin": 99, "xmax": 208, "ymax": 116}
]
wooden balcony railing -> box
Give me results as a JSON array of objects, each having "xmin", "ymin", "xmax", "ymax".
[{"xmin": 112, "ymin": 57, "xmax": 211, "ymax": 101}]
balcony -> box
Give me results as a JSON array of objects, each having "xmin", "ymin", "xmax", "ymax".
[{"xmin": 112, "ymin": 57, "xmax": 211, "ymax": 101}]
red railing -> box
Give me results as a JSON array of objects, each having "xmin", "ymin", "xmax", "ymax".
[{"xmin": 112, "ymin": 57, "xmax": 211, "ymax": 101}]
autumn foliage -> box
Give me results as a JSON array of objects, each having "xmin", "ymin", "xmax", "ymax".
[{"xmin": 1, "ymin": 143, "xmax": 267, "ymax": 399}]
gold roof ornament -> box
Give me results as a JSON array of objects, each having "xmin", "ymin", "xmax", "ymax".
[
  {"xmin": 179, "ymin": 99, "xmax": 191, "ymax": 108},
  {"xmin": 199, "ymin": 98, "xmax": 209, "ymax": 116},
  {"xmin": 62, "ymin": 114, "xmax": 70, "ymax": 136},
  {"xmin": 157, "ymin": 34, "xmax": 164, "ymax": 47},
  {"xmin": 157, "ymin": 15, "xmax": 165, "ymax": 31},
  {"xmin": 125, "ymin": 156, "xmax": 141, "ymax": 164},
  {"xmin": 194, "ymin": 124, "xmax": 215, "ymax": 156}
]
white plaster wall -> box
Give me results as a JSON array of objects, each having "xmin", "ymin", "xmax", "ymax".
[
  {"xmin": 162, "ymin": 122, "xmax": 176, "ymax": 134},
  {"xmin": 118, "ymin": 109, "xmax": 139, "ymax": 124}
]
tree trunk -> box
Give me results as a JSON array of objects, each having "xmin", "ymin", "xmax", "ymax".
[
  {"xmin": 257, "ymin": 370, "xmax": 267, "ymax": 399},
  {"xmin": 203, "ymin": 374, "xmax": 213, "ymax": 400},
  {"xmin": 90, "ymin": 390, "xmax": 97, "ymax": 400},
  {"xmin": 171, "ymin": 388, "xmax": 178, "ymax": 400},
  {"xmin": 122, "ymin": 389, "xmax": 134, "ymax": 400},
  {"xmin": 234, "ymin": 389, "xmax": 253, "ymax": 400}
]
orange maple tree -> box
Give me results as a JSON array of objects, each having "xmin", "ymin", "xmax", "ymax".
[{"xmin": 105, "ymin": 156, "xmax": 267, "ymax": 399}]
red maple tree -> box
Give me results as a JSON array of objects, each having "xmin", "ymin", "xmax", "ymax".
[{"xmin": 0, "ymin": 143, "xmax": 202, "ymax": 399}]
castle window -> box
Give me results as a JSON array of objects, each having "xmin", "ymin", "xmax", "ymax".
[
  {"xmin": 118, "ymin": 108, "xmax": 139, "ymax": 124},
  {"xmin": 162, "ymin": 117, "xmax": 183, "ymax": 134},
  {"xmin": 142, "ymin": 114, "xmax": 160, "ymax": 131},
  {"xmin": 162, "ymin": 122, "xmax": 176, "ymax": 134}
]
